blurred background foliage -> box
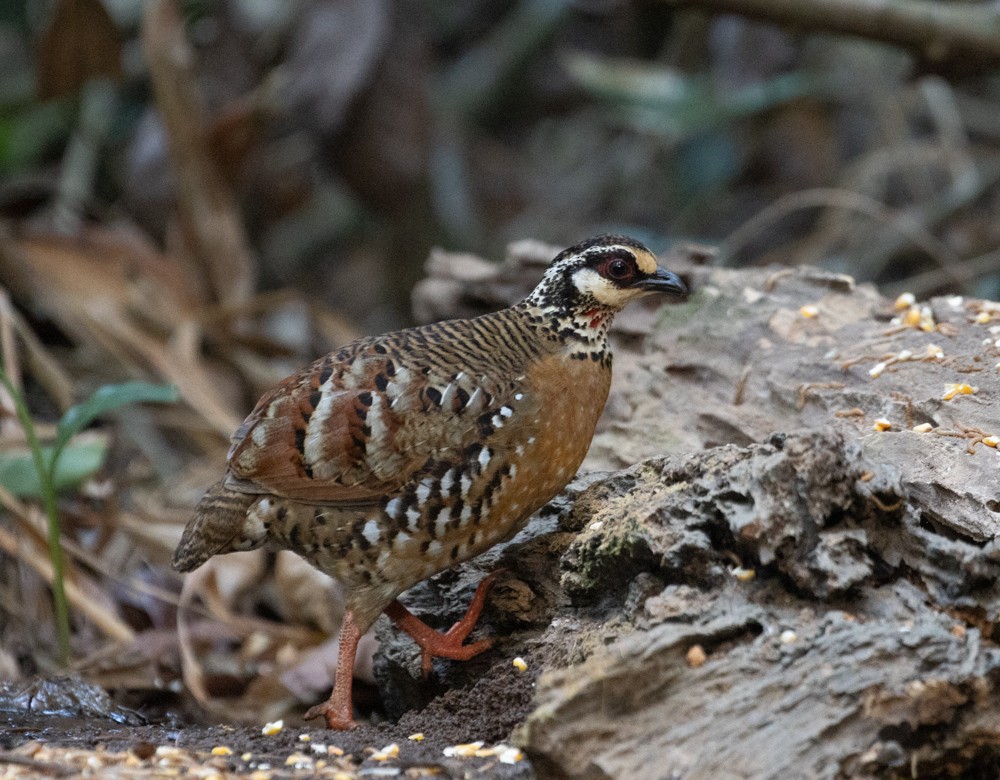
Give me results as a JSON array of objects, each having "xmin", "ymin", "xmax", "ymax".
[
  {"xmin": 1, "ymin": 0, "xmax": 1000, "ymax": 722},
  {"xmin": 3, "ymin": 0, "xmax": 999, "ymax": 327}
]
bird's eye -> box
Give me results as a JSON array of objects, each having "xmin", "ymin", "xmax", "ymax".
[{"xmin": 607, "ymin": 259, "xmax": 631, "ymax": 279}]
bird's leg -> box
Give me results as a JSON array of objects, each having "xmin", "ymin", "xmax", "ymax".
[
  {"xmin": 303, "ymin": 609, "xmax": 362, "ymax": 730},
  {"xmin": 384, "ymin": 572, "xmax": 499, "ymax": 678}
]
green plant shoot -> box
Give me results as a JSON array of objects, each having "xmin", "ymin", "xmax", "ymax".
[{"xmin": 0, "ymin": 373, "xmax": 178, "ymax": 664}]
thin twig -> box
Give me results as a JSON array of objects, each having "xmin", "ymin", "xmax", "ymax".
[{"xmin": 720, "ymin": 187, "xmax": 964, "ymax": 284}]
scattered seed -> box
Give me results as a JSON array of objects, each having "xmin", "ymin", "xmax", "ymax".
[
  {"xmin": 284, "ymin": 752, "xmax": 312, "ymax": 768},
  {"xmin": 942, "ymin": 383, "xmax": 976, "ymax": 400},
  {"xmin": 780, "ymin": 629, "xmax": 798, "ymax": 644},
  {"xmin": 498, "ymin": 746, "xmax": 525, "ymax": 764},
  {"xmin": 926, "ymin": 343, "xmax": 944, "ymax": 359},
  {"xmin": 211, "ymin": 747, "xmax": 233, "ymax": 757},
  {"xmin": 983, "ymin": 436, "xmax": 1000, "ymax": 448},
  {"xmin": 869, "ymin": 361, "xmax": 887, "ymax": 378},
  {"xmin": 894, "ymin": 292, "xmax": 915, "ymax": 310},
  {"xmin": 261, "ymin": 720, "xmax": 284, "ymax": 736},
  {"xmin": 912, "ymin": 423, "xmax": 933, "ymax": 433},
  {"xmin": 512, "ymin": 657, "xmax": 528, "ymax": 672},
  {"xmin": 443, "ymin": 742, "xmax": 485, "ymax": 758},
  {"xmin": 799, "ymin": 304, "xmax": 819, "ymax": 319},
  {"xmin": 372, "ymin": 743, "xmax": 400, "ymax": 761},
  {"xmin": 732, "ymin": 566, "xmax": 756, "ymax": 581},
  {"xmin": 407, "ymin": 733, "xmax": 424, "ymax": 742},
  {"xmin": 686, "ymin": 644, "xmax": 707, "ymax": 668},
  {"xmin": 873, "ymin": 418, "xmax": 892, "ymax": 431},
  {"xmin": 975, "ymin": 311, "xmax": 992, "ymax": 324}
]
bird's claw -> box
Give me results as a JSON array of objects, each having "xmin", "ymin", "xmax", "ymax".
[{"xmin": 303, "ymin": 700, "xmax": 357, "ymax": 731}]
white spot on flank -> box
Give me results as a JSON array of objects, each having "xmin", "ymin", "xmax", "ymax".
[
  {"xmin": 514, "ymin": 393, "xmax": 524, "ymax": 401},
  {"xmin": 427, "ymin": 540, "xmax": 442, "ymax": 557},
  {"xmin": 460, "ymin": 473, "xmax": 472, "ymax": 497},
  {"xmin": 460, "ymin": 503, "xmax": 474, "ymax": 525},
  {"xmin": 515, "ymin": 445, "xmax": 525, "ymax": 457},
  {"xmin": 406, "ymin": 506, "xmax": 421, "ymax": 529},
  {"xmin": 435, "ymin": 507, "xmax": 451, "ymax": 537},
  {"xmin": 492, "ymin": 414, "xmax": 504, "ymax": 428},
  {"xmin": 303, "ymin": 390, "xmax": 345, "ymax": 470},
  {"xmin": 416, "ymin": 479, "xmax": 432, "ymax": 504},
  {"xmin": 500, "ymin": 406, "xmax": 513, "ymax": 418},
  {"xmin": 385, "ymin": 497, "xmax": 402, "ymax": 519},
  {"xmin": 466, "ymin": 387, "xmax": 482, "ymax": 410},
  {"xmin": 509, "ymin": 464, "xmax": 518, "ymax": 479},
  {"xmin": 395, "ymin": 530, "xmax": 410, "ymax": 546},
  {"xmin": 252, "ymin": 425, "xmax": 268, "ymax": 446},
  {"xmin": 440, "ymin": 383, "xmax": 455, "ymax": 407},
  {"xmin": 240, "ymin": 513, "xmax": 266, "ymax": 547},
  {"xmin": 441, "ymin": 469, "xmax": 455, "ymax": 494},
  {"xmin": 527, "ymin": 436, "xmax": 536, "ymax": 446},
  {"xmin": 390, "ymin": 367, "xmax": 412, "ymax": 392},
  {"xmin": 478, "ymin": 448, "xmax": 492, "ymax": 470},
  {"xmin": 363, "ymin": 520, "xmax": 381, "ymax": 544},
  {"xmin": 366, "ymin": 394, "xmax": 390, "ymax": 460}
]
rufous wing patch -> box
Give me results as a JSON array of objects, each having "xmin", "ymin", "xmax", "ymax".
[{"xmin": 223, "ymin": 347, "xmax": 494, "ymax": 504}]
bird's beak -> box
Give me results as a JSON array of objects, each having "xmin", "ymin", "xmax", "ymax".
[{"xmin": 632, "ymin": 267, "xmax": 688, "ymax": 296}]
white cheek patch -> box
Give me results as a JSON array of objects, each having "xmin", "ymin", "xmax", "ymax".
[{"xmin": 572, "ymin": 268, "xmax": 634, "ymax": 308}]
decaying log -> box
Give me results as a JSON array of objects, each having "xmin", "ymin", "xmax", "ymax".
[{"xmin": 373, "ymin": 243, "xmax": 1000, "ymax": 778}]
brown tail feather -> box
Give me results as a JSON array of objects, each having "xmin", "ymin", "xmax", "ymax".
[{"xmin": 172, "ymin": 481, "xmax": 258, "ymax": 572}]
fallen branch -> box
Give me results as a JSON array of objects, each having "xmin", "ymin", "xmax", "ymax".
[{"xmin": 658, "ymin": 0, "xmax": 1000, "ymax": 66}]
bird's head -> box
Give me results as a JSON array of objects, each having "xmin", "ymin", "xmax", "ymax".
[{"xmin": 525, "ymin": 235, "xmax": 687, "ymax": 330}]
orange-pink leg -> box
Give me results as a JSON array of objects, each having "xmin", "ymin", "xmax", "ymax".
[
  {"xmin": 384, "ymin": 572, "xmax": 499, "ymax": 678},
  {"xmin": 303, "ymin": 610, "xmax": 362, "ymax": 730}
]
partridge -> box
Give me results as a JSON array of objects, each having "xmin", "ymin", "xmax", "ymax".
[{"xmin": 173, "ymin": 234, "xmax": 687, "ymax": 729}]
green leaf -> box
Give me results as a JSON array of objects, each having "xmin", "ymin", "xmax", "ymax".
[
  {"xmin": 53, "ymin": 381, "xmax": 179, "ymax": 466},
  {"xmin": 0, "ymin": 436, "xmax": 107, "ymax": 497}
]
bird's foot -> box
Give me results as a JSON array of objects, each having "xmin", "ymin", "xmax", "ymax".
[
  {"xmin": 303, "ymin": 699, "xmax": 357, "ymax": 731},
  {"xmin": 386, "ymin": 571, "xmax": 501, "ymax": 678},
  {"xmin": 302, "ymin": 609, "xmax": 362, "ymax": 730}
]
